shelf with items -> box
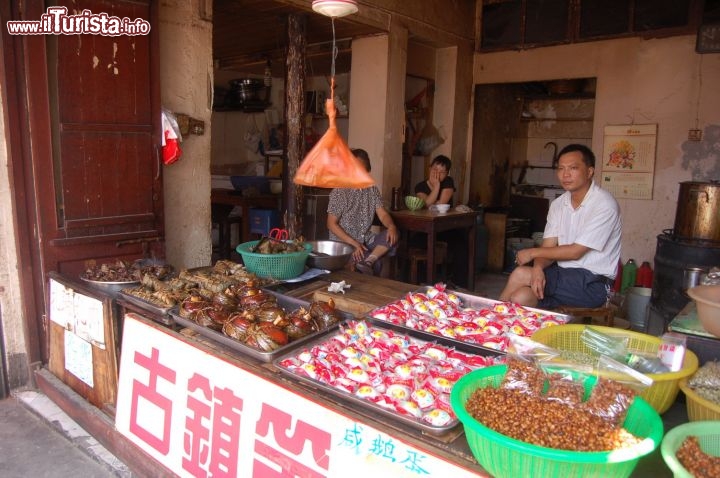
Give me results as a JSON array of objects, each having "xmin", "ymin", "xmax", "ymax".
[
  {"xmin": 520, "ymin": 94, "xmax": 595, "ymax": 123},
  {"xmin": 264, "ymin": 150, "xmax": 284, "ymax": 176},
  {"xmin": 520, "ymin": 117, "xmax": 593, "ymax": 122}
]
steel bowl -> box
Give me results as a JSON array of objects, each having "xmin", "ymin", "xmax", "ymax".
[{"xmin": 306, "ymin": 240, "xmax": 354, "ymax": 271}]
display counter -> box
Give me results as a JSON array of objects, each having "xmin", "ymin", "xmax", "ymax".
[{"xmin": 38, "ymin": 269, "xmax": 691, "ymax": 477}]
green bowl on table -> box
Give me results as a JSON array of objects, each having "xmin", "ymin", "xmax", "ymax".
[{"xmin": 404, "ymin": 195, "xmax": 425, "ymax": 211}]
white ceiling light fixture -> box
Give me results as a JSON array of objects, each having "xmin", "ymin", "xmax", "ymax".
[{"xmin": 311, "ymin": 0, "xmax": 358, "ymax": 18}]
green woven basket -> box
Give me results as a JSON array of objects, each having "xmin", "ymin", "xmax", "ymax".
[
  {"xmin": 235, "ymin": 240, "xmax": 311, "ymax": 280},
  {"xmin": 450, "ymin": 365, "xmax": 663, "ymax": 478},
  {"xmin": 661, "ymin": 421, "xmax": 720, "ymax": 478}
]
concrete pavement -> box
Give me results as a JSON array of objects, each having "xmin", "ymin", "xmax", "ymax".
[{"xmin": 0, "ymin": 391, "xmax": 130, "ymax": 478}]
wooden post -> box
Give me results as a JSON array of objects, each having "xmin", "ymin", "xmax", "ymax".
[{"xmin": 283, "ymin": 13, "xmax": 306, "ymax": 238}]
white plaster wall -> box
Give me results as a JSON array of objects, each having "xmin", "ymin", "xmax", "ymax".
[
  {"xmin": 474, "ymin": 35, "xmax": 720, "ymax": 265},
  {"xmin": 348, "ymin": 35, "xmax": 392, "ymax": 191},
  {"xmin": 0, "ymin": 81, "xmax": 30, "ymax": 388},
  {"xmin": 433, "ymin": 47, "xmax": 458, "ymax": 177},
  {"xmin": 159, "ymin": 0, "xmax": 214, "ymax": 269}
]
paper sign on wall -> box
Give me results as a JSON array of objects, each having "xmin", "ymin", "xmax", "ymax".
[
  {"xmin": 600, "ymin": 124, "xmax": 657, "ymax": 199},
  {"xmin": 48, "ymin": 278, "xmax": 106, "ymax": 349}
]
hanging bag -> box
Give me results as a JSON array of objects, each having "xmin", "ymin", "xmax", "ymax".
[
  {"xmin": 293, "ymin": 19, "xmax": 375, "ymax": 189},
  {"xmin": 294, "ymin": 80, "xmax": 374, "ymax": 188}
]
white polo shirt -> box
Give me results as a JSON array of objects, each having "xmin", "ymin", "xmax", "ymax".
[{"xmin": 543, "ymin": 181, "xmax": 622, "ymax": 278}]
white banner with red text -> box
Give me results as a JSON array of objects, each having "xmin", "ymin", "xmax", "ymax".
[{"xmin": 115, "ymin": 314, "xmax": 484, "ymax": 478}]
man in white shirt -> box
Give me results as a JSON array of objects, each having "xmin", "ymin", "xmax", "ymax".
[{"xmin": 499, "ymin": 144, "xmax": 622, "ymax": 308}]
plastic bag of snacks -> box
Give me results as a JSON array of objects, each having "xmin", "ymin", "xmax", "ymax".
[
  {"xmin": 466, "ymin": 358, "xmax": 648, "ymax": 452},
  {"xmin": 584, "ymin": 356, "xmax": 653, "ymax": 426},
  {"xmin": 501, "ymin": 336, "xmax": 560, "ymax": 395}
]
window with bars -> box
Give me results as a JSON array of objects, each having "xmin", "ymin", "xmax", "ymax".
[{"xmin": 479, "ymin": 0, "xmax": 710, "ymax": 51}]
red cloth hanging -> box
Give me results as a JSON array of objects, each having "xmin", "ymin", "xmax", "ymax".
[{"xmin": 161, "ymin": 109, "xmax": 182, "ymax": 165}]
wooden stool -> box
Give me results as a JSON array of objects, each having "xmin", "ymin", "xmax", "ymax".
[
  {"xmin": 408, "ymin": 241, "xmax": 448, "ymax": 284},
  {"xmin": 556, "ymin": 304, "xmax": 616, "ymax": 327},
  {"xmin": 212, "ymin": 204, "xmax": 242, "ymax": 260}
]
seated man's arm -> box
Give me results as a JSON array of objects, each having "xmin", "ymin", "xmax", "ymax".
[
  {"xmin": 374, "ymin": 207, "xmax": 398, "ymax": 246},
  {"xmin": 327, "ymin": 213, "xmax": 366, "ymax": 261},
  {"xmin": 521, "ymin": 238, "xmax": 590, "ymax": 300},
  {"xmin": 516, "ymin": 237, "xmax": 590, "ymax": 267}
]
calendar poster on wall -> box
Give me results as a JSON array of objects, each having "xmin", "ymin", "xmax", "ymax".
[{"xmin": 600, "ymin": 124, "xmax": 657, "ymax": 199}]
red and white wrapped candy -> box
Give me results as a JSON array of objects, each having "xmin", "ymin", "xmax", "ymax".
[
  {"xmin": 276, "ymin": 320, "xmax": 503, "ymax": 428},
  {"xmin": 368, "ymin": 283, "xmax": 569, "ymax": 352}
]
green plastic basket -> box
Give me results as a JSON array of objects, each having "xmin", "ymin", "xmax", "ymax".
[
  {"xmin": 235, "ymin": 240, "xmax": 311, "ymax": 280},
  {"xmin": 661, "ymin": 421, "xmax": 720, "ymax": 478},
  {"xmin": 450, "ymin": 365, "xmax": 663, "ymax": 478}
]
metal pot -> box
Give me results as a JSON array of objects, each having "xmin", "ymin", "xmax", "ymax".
[
  {"xmin": 673, "ymin": 181, "xmax": 720, "ymax": 242},
  {"xmin": 306, "ymin": 240, "xmax": 353, "ymax": 271}
]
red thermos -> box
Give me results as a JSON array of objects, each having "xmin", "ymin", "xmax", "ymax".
[
  {"xmin": 636, "ymin": 261, "xmax": 653, "ymax": 288},
  {"xmin": 612, "ymin": 260, "xmax": 623, "ymax": 292}
]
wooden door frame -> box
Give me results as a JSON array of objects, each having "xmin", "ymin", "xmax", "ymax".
[
  {"xmin": 0, "ymin": 0, "xmax": 47, "ymax": 369},
  {"xmin": 1, "ymin": 0, "xmax": 161, "ymax": 370}
]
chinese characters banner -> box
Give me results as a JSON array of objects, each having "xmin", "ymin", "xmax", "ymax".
[
  {"xmin": 115, "ymin": 315, "xmax": 485, "ymax": 478},
  {"xmin": 600, "ymin": 124, "xmax": 657, "ymax": 200}
]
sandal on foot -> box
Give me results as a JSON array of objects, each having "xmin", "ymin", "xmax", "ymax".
[{"xmin": 355, "ymin": 261, "xmax": 374, "ymax": 275}]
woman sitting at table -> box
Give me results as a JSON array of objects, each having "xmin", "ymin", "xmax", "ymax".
[
  {"xmin": 327, "ymin": 148, "xmax": 398, "ymax": 276},
  {"xmin": 412, "ymin": 155, "xmax": 469, "ymax": 288},
  {"xmin": 414, "ymin": 155, "xmax": 455, "ymax": 206}
]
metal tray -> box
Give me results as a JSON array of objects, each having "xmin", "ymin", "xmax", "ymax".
[
  {"xmin": 118, "ymin": 289, "xmax": 176, "ymax": 326},
  {"xmin": 119, "ymin": 288, "xmax": 176, "ymax": 314},
  {"xmin": 79, "ymin": 276, "xmax": 139, "ymax": 298},
  {"xmin": 365, "ymin": 286, "xmax": 573, "ymax": 356},
  {"xmin": 273, "ymin": 319, "xmax": 476, "ymax": 436},
  {"xmin": 170, "ymin": 290, "xmax": 353, "ymax": 363}
]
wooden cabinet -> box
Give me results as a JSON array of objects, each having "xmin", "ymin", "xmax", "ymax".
[{"xmin": 47, "ymin": 273, "xmax": 121, "ymax": 414}]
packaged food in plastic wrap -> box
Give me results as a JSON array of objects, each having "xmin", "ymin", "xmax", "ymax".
[{"xmin": 583, "ymin": 356, "xmax": 653, "ymax": 426}]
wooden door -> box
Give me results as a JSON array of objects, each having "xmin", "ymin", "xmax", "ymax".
[{"xmin": 2, "ymin": 0, "xmax": 160, "ymax": 363}]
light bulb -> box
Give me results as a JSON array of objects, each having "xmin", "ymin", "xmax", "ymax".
[{"xmin": 311, "ymin": 0, "xmax": 358, "ymax": 18}]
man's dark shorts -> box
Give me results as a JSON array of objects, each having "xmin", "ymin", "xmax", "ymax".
[{"xmin": 538, "ymin": 264, "xmax": 610, "ymax": 309}]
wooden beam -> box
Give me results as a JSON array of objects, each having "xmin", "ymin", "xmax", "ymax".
[{"xmin": 283, "ymin": 13, "xmax": 306, "ymax": 238}]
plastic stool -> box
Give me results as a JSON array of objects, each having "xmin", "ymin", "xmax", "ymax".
[
  {"xmin": 408, "ymin": 241, "xmax": 448, "ymax": 284},
  {"xmin": 249, "ymin": 208, "xmax": 281, "ymax": 236}
]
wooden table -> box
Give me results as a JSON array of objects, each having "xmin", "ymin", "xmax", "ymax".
[
  {"xmin": 211, "ymin": 188, "xmax": 281, "ymax": 245},
  {"xmin": 390, "ymin": 209, "xmax": 479, "ymax": 290}
]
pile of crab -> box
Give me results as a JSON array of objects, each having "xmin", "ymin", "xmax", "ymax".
[
  {"xmin": 277, "ymin": 320, "xmax": 504, "ymax": 428},
  {"xmin": 368, "ymin": 283, "xmax": 568, "ymax": 352},
  {"xmin": 178, "ymin": 284, "xmax": 342, "ymax": 352}
]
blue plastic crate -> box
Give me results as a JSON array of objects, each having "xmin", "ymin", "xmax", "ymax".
[{"xmin": 249, "ymin": 208, "xmax": 280, "ymax": 236}]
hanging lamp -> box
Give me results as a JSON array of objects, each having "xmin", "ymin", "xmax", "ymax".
[
  {"xmin": 311, "ymin": 0, "xmax": 358, "ymax": 18},
  {"xmin": 294, "ymin": 1, "xmax": 374, "ymax": 189}
]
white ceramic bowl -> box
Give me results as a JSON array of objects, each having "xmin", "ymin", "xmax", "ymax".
[
  {"xmin": 432, "ymin": 204, "xmax": 450, "ymax": 214},
  {"xmin": 269, "ymin": 180, "xmax": 282, "ymax": 194},
  {"xmin": 687, "ymin": 284, "xmax": 720, "ymax": 337}
]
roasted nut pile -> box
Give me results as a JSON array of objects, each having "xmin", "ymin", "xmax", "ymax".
[
  {"xmin": 465, "ymin": 360, "xmax": 643, "ymax": 452},
  {"xmin": 676, "ymin": 435, "xmax": 720, "ymax": 478},
  {"xmin": 688, "ymin": 361, "xmax": 720, "ymax": 405}
]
